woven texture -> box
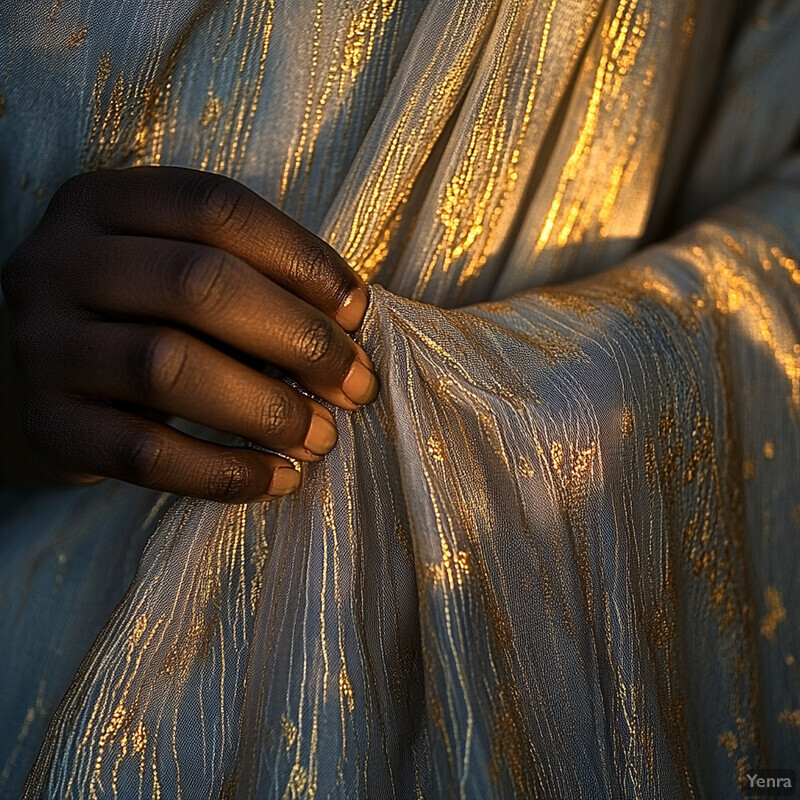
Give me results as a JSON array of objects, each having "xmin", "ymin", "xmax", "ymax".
[{"xmin": 1, "ymin": 1, "xmax": 799, "ymax": 797}]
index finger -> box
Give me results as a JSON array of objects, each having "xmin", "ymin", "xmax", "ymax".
[{"xmin": 54, "ymin": 166, "xmax": 369, "ymax": 331}]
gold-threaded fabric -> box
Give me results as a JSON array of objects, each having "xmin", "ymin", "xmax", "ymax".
[{"xmin": 0, "ymin": 1, "xmax": 799, "ymax": 797}]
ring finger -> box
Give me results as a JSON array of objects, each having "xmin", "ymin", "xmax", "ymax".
[{"xmin": 57, "ymin": 320, "xmax": 339, "ymax": 461}]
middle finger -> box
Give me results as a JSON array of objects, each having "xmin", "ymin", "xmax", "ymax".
[{"xmin": 76, "ymin": 236, "xmax": 379, "ymax": 409}]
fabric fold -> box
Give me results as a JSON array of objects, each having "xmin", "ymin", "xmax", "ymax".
[
  {"xmin": 20, "ymin": 161, "xmax": 800, "ymax": 798},
  {"xmin": 1, "ymin": 2, "xmax": 799, "ymax": 798}
]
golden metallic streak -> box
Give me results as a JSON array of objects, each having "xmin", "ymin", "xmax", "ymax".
[
  {"xmin": 421, "ymin": 383, "xmax": 539, "ymax": 792},
  {"xmin": 73, "ymin": 502, "xmax": 251, "ymax": 796},
  {"xmin": 537, "ymin": 0, "xmax": 644, "ymax": 251},
  {"xmin": 338, "ymin": 4, "xmax": 490, "ymax": 278},
  {"xmin": 435, "ymin": 0, "xmax": 561, "ymax": 292},
  {"xmin": 760, "ymin": 587, "xmax": 786, "ymax": 640},
  {"xmin": 778, "ymin": 709, "xmax": 800, "ymax": 726},
  {"xmin": 300, "ymin": 0, "xmax": 399, "ymax": 218},
  {"xmin": 0, "ymin": 679, "xmax": 48, "ymax": 791},
  {"xmin": 717, "ymin": 730, "xmax": 738, "ymax": 757},
  {"xmin": 280, "ymin": 0, "xmax": 325, "ymax": 203},
  {"xmin": 690, "ymin": 240, "xmax": 800, "ymax": 419},
  {"xmin": 434, "ymin": 11, "xmax": 518, "ymax": 280},
  {"xmin": 81, "ymin": 2, "xmax": 275, "ymax": 174},
  {"xmin": 216, "ymin": 0, "xmax": 275, "ymax": 175},
  {"xmin": 68, "ymin": 27, "xmax": 87, "ymax": 48}
]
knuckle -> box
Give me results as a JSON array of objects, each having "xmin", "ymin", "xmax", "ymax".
[
  {"xmin": 204, "ymin": 457, "xmax": 252, "ymax": 501},
  {"xmin": 51, "ymin": 173, "xmax": 87, "ymax": 207},
  {"xmin": 135, "ymin": 329, "xmax": 190, "ymax": 399},
  {"xmin": 293, "ymin": 318, "xmax": 335, "ymax": 365},
  {"xmin": 186, "ymin": 174, "xmax": 254, "ymax": 236},
  {"xmin": 47, "ymin": 173, "xmax": 95, "ymax": 223},
  {"xmin": 122, "ymin": 429, "xmax": 168, "ymax": 485},
  {"xmin": 174, "ymin": 250, "xmax": 230, "ymax": 314},
  {"xmin": 258, "ymin": 392, "xmax": 293, "ymax": 436},
  {"xmin": 284, "ymin": 237, "xmax": 335, "ymax": 286}
]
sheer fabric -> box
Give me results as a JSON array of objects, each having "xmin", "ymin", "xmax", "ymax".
[{"xmin": 0, "ymin": 1, "xmax": 799, "ymax": 797}]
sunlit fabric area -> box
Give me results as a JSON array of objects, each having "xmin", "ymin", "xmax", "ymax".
[{"xmin": 0, "ymin": 1, "xmax": 799, "ymax": 797}]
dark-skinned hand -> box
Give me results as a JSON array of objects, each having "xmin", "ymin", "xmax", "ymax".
[{"xmin": 0, "ymin": 167, "xmax": 378, "ymax": 502}]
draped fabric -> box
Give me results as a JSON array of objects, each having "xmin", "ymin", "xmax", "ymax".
[{"xmin": 1, "ymin": 1, "xmax": 799, "ymax": 797}]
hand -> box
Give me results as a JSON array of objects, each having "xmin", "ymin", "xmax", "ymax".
[{"xmin": 0, "ymin": 167, "xmax": 378, "ymax": 502}]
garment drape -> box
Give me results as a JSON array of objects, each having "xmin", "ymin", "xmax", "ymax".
[{"xmin": 0, "ymin": 1, "xmax": 798, "ymax": 797}]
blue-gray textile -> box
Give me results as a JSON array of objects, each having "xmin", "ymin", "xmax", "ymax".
[{"xmin": 1, "ymin": 1, "xmax": 799, "ymax": 797}]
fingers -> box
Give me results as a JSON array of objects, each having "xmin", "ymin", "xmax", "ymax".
[
  {"xmin": 73, "ymin": 236, "xmax": 378, "ymax": 409},
  {"xmin": 23, "ymin": 397, "xmax": 301, "ymax": 502},
  {"xmin": 4, "ymin": 166, "xmax": 379, "ymax": 500},
  {"xmin": 49, "ymin": 167, "xmax": 369, "ymax": 331},
  {"xmin": 54, "ymin": 321, "xmax": 340, "ymax": 462}
]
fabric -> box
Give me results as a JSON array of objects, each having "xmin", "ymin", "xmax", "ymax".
[{"xmin": 1, "ymin": 1, "xmax": 799, "ymax": 797}]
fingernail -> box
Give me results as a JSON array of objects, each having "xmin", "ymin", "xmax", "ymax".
[
  {"xmin": 268, "ymin": 466, "xmax": 300, "ymax": 496},
  {"xmin": 304, "ymin": 413, "xmax": 338, "ymax": 456},
  {"xmin": 342, "ymin": 360, "xmax": 379, "ymax": 405},
  {"xmin": 336, "ymin": 287, "xmax": 369, "ymax": 332}
]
